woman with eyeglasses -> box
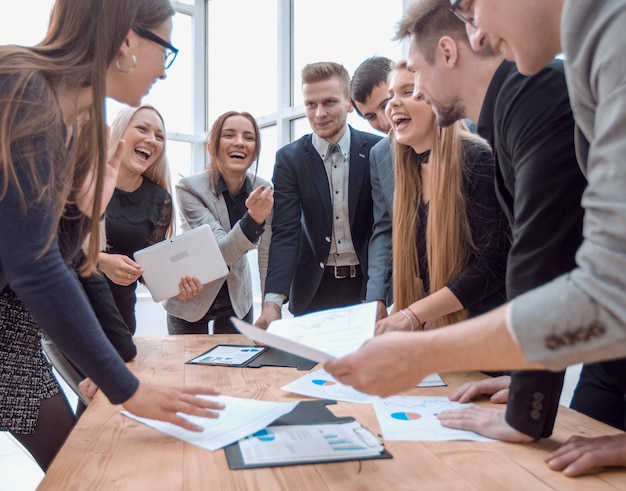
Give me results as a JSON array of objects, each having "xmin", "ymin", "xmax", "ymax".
[{"xmin": 0, "ymin": 0, "xmax": 223, "ymax": 471}]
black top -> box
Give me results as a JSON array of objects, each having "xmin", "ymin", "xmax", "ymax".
[
  {"xmin": 212, "ymin": 175, "xmax": 265, "ymax": 307},
  {"xmin": 416, "ymin": 141, "xmax": 509, "ymax": 318},
  {"xmin": 478, "ymin": 60, "xmax": 587, "ymax": 439},
  {"xmin": 104, "ymin": 177, "xmax": 172, "ymax": 332},
  {"xmin": 0, "ymin": 71, "xmax": 137, "ymax": 404},
  {"xmin": 105, "ymin": 177, "xmax": 172, "ymax": 258},
  {"xmin": 478, "ymin": 60, "xmax": 586, "ymax": 300},
  {"xmin": 217, "ymin": 175, "xmax": 265, "ymax": 241}
]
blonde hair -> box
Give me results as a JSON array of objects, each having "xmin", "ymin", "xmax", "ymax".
[
  {"xmin": 301, "ymin": 62, "xmax": 351, "ymax": 98},
  {"xmin": 108, "ymin": 104, "xmax": 174, "ymax": 238},
  {"xmin": 392, "ymin": 110, "xmax": 482, "ymax": 327}
]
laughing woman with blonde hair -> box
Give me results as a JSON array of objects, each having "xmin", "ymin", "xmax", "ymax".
[{"xmin": 376, "ymin": 61, "xmax": 509, "ymax": 333}]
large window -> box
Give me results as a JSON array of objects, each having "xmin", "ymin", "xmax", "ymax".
[
  {"xmin": 5, "ymin": 0, "xmax": 407, "ymax": 183},
  {"xmin": 208, "ymin": 0, "xmax": 406, "ymax": 181},
  {"xmin": 4, "ymin": 0, "xmax": 409, "ymax": 306}
]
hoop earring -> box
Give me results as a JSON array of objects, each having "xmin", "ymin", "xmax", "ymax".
[{"xmin": 115, "ymin": 53, "xmax": 137, "ymax": 74}]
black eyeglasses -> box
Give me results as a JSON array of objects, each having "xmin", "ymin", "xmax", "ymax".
[
  {"xmin": 450, "ymin": 0, "xmax": 476, "ymax": 28},
  {"xmin": 132, "ymin": 25, "xmax": 179, "ymax": 69}
]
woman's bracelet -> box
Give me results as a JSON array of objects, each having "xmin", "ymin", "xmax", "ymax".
[
  {"xmin": 406, "ymin": 305, "xmax": 422, "ymax": 327},
  {"xmin": 399, "ymin": 309, "xmax": 416, "ymax": 332}
]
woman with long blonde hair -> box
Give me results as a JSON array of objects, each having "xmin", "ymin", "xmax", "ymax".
[
  {"xmin": 376, "ymin": 61, "xmax": 508, "ymax": 333},
  {"xmin": 97, "ymin": 104, "xmax": 174, "ymax": 333}
]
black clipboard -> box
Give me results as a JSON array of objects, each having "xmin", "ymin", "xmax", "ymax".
[
  {"xmin": 187, "ymin": 345, "xmax": 317, "ymax": 370},
  {"xmin": 224, "ymin": 399, "xmax": 392, "ymax": 469},
  {"xmin": 246, "ymin": 347, "xmax": 317, "ymax": 370}
]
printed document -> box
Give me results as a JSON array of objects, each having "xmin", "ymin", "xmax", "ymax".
[
  {"xmin": 122, "ymin": 395, "xmax": 298, "ymax": 451},
  {"xmin": 232, "ymin": 302, "xmax": 377, "ymax": 362},
  {"xmin": 281, "ymin": 369, "xmax": 446, "ymax": 404},
  {"xmin": 373, "ymin": 396, "xmax": 495, "ymax": 442},
  {"xmin": 238, "ymin": 421, "xmax": 384, "ymax": 465}
]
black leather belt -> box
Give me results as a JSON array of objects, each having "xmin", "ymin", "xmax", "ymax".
[{"xmin": 325, "ymin": 265, "xmax": 361, "ymax": 279}]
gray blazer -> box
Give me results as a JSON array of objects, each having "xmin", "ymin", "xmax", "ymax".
[
  {"xmin": 365, "ymin": 137, "xmax": 394, "ymax": 304},
  {"xmin": 511, "ymin": 0, "xmax": 626, "ymax": 369},
  {"xmin": 163, "ymin": 171, "xmax": 272, "ymax": 322}
]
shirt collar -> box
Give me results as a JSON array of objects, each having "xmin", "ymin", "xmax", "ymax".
[
  {"xmin": 312, "ymin": 126, "xmax": 351, "ymax": 160},
  {"xmin": 217, "ymin": 174, "xmax": 253, "ymax": 197}
]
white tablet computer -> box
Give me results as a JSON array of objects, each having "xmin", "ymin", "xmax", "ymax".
[{"xmin": 134, "ymin": 224, "xmax": 228, "ymax": 302}]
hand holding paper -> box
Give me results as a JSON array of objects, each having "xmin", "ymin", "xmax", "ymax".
[{"xmin": 232, "ymin": 302, "xmax": 377, "ymax": 362}]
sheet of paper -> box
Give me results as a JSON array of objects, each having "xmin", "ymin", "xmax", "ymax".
[
  {"xmin": 373, "ymin": 396, "xmax": 495, "ymax": 442},
  {"xmin": 281, "ymin": 368, "xmax": 373, "ymax": 404},
  {"xmin": 417, "ymin": 373, "xmax": 446, "ymax": 388},
  {"xmin": 232, "ymin": 302, "xmax": 377, "ymax": 362},
  {"xmin": 121, "ymin": 395, "xmax": 298, "ymax": 451},
  {"xmin": 238, "ymin": 421, "xmax": 384, "ymax": 465},
  {"xmin": 282, "ymin": 369, "xmax": 446, "ymax": 403}
]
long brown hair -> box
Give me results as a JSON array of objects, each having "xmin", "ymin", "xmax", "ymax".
[
  {"xmin": 392, "ymin": 100, "xmax": 480, "ymax": 327},
  {"xmin": 0, "ymin": 0, "xmax": 174, "ymax": 274},
  {"xmin": 206, "ymin": 111, "xmax": 261, "ymax": 192}
]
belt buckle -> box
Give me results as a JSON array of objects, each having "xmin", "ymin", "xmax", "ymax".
[{"xmin": 333, "ymin": 265, "xmax": 346, "ymax": 279}]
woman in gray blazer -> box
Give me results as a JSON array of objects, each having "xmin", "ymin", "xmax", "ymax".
[{"xmin": 164, "ymin": 111, "xmax": 273, "ymax": 334}]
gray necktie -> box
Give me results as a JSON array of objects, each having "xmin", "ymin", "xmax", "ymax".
[{"xmin": 326, "ymin": 144, "xmax": 340, "ymax": 162}]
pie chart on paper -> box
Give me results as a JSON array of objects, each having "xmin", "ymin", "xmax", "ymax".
[
  {"xmin": 312, "ymin": 379, "xmax": 336, "ymax": 387},
  {"xmin": 391, "ymin": 412, "xmax": 422, "ymax": 421}
]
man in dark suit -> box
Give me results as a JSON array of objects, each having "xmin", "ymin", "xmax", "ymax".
[{"xmin": 255, "ymin": 62, "xmax": 381, "ymax": 327}]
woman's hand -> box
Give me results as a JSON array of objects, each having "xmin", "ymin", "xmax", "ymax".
[
  {"xmin": 122, "ymin": 383, "xmax": 225, "ymax": 432},
  {"xmin": 98, "ymin": 252, "xmax": 143, "ymax": 286},
  {"xmin": 78, "ymin": 378, "xmax": 99, "ymax": 403},
  {"xmin": 176, "ymin": 276, "xmax": 204, "ymax": 300},
  {"xmin": 246, "ymin": 185, "xmax": 274, "ymax": 225},
  {"xmin": 375, "ymin": 310, "xmax": 413, "ymax": 335}
]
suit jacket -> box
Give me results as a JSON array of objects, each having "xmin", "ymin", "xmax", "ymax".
[
  {"xmin": 365, "ymin": 136, "xmax": 394, "ymax": 304},
  {"xmin": 478, "ymin": 60, "xmax": 585, "ymax": 438},
  {"xmin": 510, "ymin": 0, "xmax": 626, "ymax": 369},
  {"xmin": 265, "ymin": 126, "xmax": 381, "ymax": 315},
  {"xmin": 163, "ymin": 171, "xmax": 272, "ymax": 322}
]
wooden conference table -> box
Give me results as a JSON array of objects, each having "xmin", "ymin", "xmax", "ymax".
[{"xmin": 39, "ymin": 335, "xmax": 626, "ymax": 490}]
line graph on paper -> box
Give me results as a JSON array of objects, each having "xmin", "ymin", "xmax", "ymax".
[
  {"xmin": 267, "ymin": 302, "xmax": 377, "ymax": 359},
  {"xmin": 373, "ymin": 396, "xmax": 496, "ymax": 442}
]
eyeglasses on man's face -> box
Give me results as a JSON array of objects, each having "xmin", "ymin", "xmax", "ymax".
[
  {"xmin": 450, "ymin": 0, "xmax": 476, "ymax": 28},
  {"xmin": 132, "ymin": 25, "xmax": 179, "ymax": 70}
]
